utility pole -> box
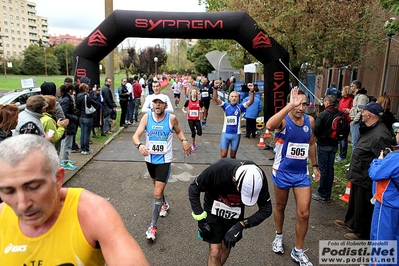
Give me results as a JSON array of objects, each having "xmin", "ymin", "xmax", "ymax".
[
  {"xmin": 66, "ymin": 44, "xmax": 69, "ymax": 76},
  {"xmin": 0, "ymin": 35, "xmax": 6, "ymax": 77},
  {"xmin": 105, "ymin": 0, "xmax": 114, "ymax": 90}
]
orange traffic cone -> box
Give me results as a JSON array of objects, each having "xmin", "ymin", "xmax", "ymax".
[
  {"xmin": 257, "ymin": 134, "xmax": 266, "ymax": 148},
  {"xmin": 265, "ymin": 129, "xmax": 271, "ymax": 138},
  {"xmin": 339, "ymin": 182, "xmax": 351, "ymax": 203},
  {"xmin": 308, "ymin": 99, "xmax": 314, "ymax": 108}
]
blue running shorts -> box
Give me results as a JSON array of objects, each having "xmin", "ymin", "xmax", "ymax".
[
  {"xmin": 220, "ymin": 132, "xmax": 241, "ymax": 151},
  {"xmin": 272, "ymin": 169, "xmax": 311, "ymax": 189}
]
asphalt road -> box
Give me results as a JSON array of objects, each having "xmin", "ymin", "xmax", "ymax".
[{"xmin": 64, "ymin": 87, "xmax": 351, "ymax": 266}]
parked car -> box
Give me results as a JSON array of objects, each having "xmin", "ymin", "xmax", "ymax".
[{"xmin": 0, "ymin": 88, "xmax": 41, "ymax": 111}]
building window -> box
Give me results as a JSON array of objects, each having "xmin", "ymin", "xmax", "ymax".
[
  {"xmin": 3, "ymin": 13, "xmax": 6, "ymax": 18},
  {"xmin": 9, "ymin": 15, "xmax": 12, "ymax": 19},
  {"xmin": 3, "ymin": 21, "xmax": 7, "ymax": 25},
  {"xmin": 8, "ymin": 7, "xmax": 11, "ymax": 11},
  {"xmin": 11, "ymin": 30, "xmax": 14, "ymax": 34},
  {"xmin": 21, "ymin": 17, "xmax": 24, "ymax": 21},
  {"xmin": 16, "ymin": 16, "xmax": 19, "ymax": 20},
  {"xmin": 6, "ymin": 51, "xmax": 9, "ymax": 55},
  {"xmin": 10, "ymin": 22, "xmax": 13, "ymax": 27},
  {"xmin": 8, "ymin": 0, "xmax": 12, "ymax": 4},
  {"xmin": 4, "ymin": 29, "xmax": 7, "ymax": 33},
  {"xmin": 2, "ymin": 6, "xmax": 5, "ymax": 10}
]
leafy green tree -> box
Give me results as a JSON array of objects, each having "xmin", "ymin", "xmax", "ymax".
[
  {"xmin": 186, "ymin": 39, "xmax": 214, "ymax": 75},
  {"xmin": 22, "ymin": 45, "xmax": 44, "ymax": 75},
  {"xmin": 54, "ymin": 43, "xmax": 74, "ymax": 75},
  {"xmin": 22, "ymin": 44, "xmax": 59, "ymax": 75},
  {"xmin": 200, "ymin": 0, "xmax": 385, "ymax": 80}
]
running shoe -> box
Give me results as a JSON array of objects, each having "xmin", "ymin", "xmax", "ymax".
[
  {"xmin": 192, "ymin": 144, "xmax": 197, "ymax": 151},
  {"xmin": 272, "ymin": 234, "xmax": 284, "ymax": 254},
  {"xmin": 61, "ymin": 161, "xmax": 77, "ymax": 171},
  {"xmin": 145, "ymin": 225, "xmax": 157, "ymax": 241},
  {"xmin": 160, "ymin": 203, "xmax": 170, "ymax": 217},
  {"xmin": 334, "ymin": 156, "xmax": 343, "ymax": 163},
  {"xmin": 290, "ymin": 248, "xmax": 313, "ymax": 266}
]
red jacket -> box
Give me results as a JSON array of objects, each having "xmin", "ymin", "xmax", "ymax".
[
  {"xmin": 338, "ymin": 95, "xmax": 353, "ymax": 122},
  {"xmin": 133, "ymin": 81, "xmax": 142, "ymax": 98}
]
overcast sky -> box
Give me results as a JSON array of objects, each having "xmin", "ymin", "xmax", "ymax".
[{"xmin": 33, "ymin": 0, "xmax": 206, "ymax": 49}]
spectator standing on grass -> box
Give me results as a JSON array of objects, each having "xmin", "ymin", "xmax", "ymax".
[
  {"xmin": 334, "ymin": 102, "xmax": 393, "ymax": 240},
  {"xmin": 324, "ymin": 82, "xmax": 341, "ymax": 102},
  {"xmin": 349, "ymin": 80, "xmax": 369, "ymax": 150},
  {"xmin": 376, "ymin": 95, "xmax": 397, "ymax": 141},
  {"xmin": 266, "ymin": 87, "xmax": 320, "ymax": 266},
  {"xmin": 76, "ymin": 83, "xmax": 97, "ymax": 155},
  {"xmin": 312, "ymin": 95, "xmax": 339, "ymax": 203},
  {"xmin": 118, "ymin": 78, "xmax": 129, "ymax": 128},
  {"xmin": 40, "ymin": 95, "xmax": 69, "ymax": 149},
  {"xmin": 132, "ymin": 75, "xmax": 143, "ymax": 123},
  {"xmin": 58, "ymin": 84, "xmax": 78, "ymax": 171},
  {"xmin": 89, "ymin": 85, "xmax": 102, "ymax": 137},
  {"xmin": 70, "ymin": 82, "xmax": 81, "ymax": 153},
  {"xmin": 14, "ymin": 95, "xmax": 53, "ymax": 143},
  {"xmin": 335, "ymin": 85, "xmax": 353, "ymax": 162},
  {"xmin": 140, "ymin": 74, "xmax": 147, "ymax": 97},
  {"xmin": 40, "ymin": 81, "xmax": 66, "ymax": 154},
  {"xmin": 101, "ymin": 78, "xmax": 116, "ymax": 134},
  {"xmin": 126, "ymin": 77, "xmax": 134, "ymax": 124}
]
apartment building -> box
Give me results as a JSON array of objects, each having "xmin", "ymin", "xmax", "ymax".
[{"xmin": 0, "ymin": 0, "xmax": 49, "ymax": 58}]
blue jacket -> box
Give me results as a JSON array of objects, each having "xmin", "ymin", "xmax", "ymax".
[{"xmin": 243, "ymin": 93, "xmax": 262, "ymax": 119}]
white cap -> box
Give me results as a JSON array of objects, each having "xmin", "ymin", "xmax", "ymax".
[
  {"xmin": 152, "ymin": 94, "xmax": 168, "ymax": 103},
  {"xmin": 235, "ymin": 164, "xmax": 263, "ymax": 206}
]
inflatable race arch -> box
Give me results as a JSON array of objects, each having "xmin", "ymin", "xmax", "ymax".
[{"xmin": 73, "ymin": 10, "xmax": 290, "ymax": 121}]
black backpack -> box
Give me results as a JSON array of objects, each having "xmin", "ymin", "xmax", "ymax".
[{"xmin": 327, "ymin": 110, "xmax": 350, "ymax": 141}]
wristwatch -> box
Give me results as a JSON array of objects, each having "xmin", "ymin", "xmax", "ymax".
[
  {"xmin": 136, "ymin": 142, "xmax": 143, "ymax": 149},
  {"xmin": 181, "ymin": 138, "xmax": 188, "ymax": 142}
]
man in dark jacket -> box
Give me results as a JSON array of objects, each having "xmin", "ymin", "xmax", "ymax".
[
  {"xmin": 312, "ymin": 95, "xmax": 339, "ymax": 203},
  {"xmin": 118, "ymin": 78, "xmax": 129, "ymax": 128},
  {"xmin": 101, "ymin": 78, "xmax": 116, "ymax": 134},
  {"xmin": 334, "ymin": 102, "xmax": 393, "ymax": 240}
]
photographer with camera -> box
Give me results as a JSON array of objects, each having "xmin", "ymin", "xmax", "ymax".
[
  {"xmin": 369, "ymin": 140, "xmax": 399, "ymax": 255},
  {"xmin": 334, "ymin": 102, "xmax": 393, "ymax": 240}
]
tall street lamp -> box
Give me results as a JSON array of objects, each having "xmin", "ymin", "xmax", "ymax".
[
  {"xmin": 381, "ymin": 17, "xmax": 398, "ymax": 94},
  {"xmin": 44, "ymin": 45, "xmax": 48, "ymax": 76},
  {"xmin": 154, "ymin": 56, "xmax": 158, "ymax": 76}
]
